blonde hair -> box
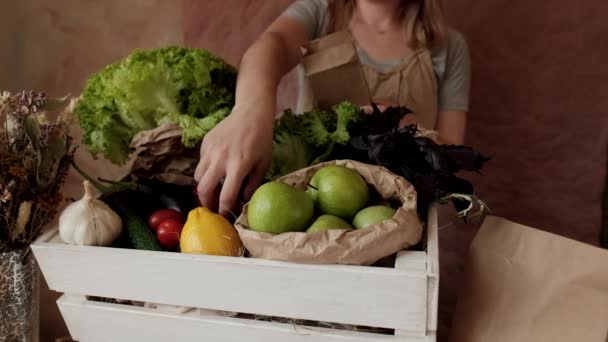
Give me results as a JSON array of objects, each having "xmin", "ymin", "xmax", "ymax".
[{"xmin": 330, "ymin": 0, "xmax": 448, "ymax": 48}]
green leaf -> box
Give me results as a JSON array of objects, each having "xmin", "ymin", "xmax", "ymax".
[
  {"xmin": 267, "ymin": 131, "xmax": 314, "ymax": 180},
  {"xmin": 37, "ymin": 135, "xmax": 67, "ymax": 185},
  {"xmin": 111, "ymin": 61, "xmax": 180, "ymax": 130},
  {"xmin": 330, "ymin": 101, "xmax": 361, "ymax": 145},
  {"xmin": 22, "ymin": 117, "xmax": 42, "ymax": 146},
  {"xmin": 44, "ymin": 96, "xmax": 71, "ymax": 112},
  {"xmin": 74, "ymin": 46, "xmax": 237, "ymax": 164},
  {"xmin": 302, "ymin": 111, "xmax": 330, "ymax": 147},
  {"xmin": 162, "ymin": 108, "xmax": 230, "ymax": 148}
]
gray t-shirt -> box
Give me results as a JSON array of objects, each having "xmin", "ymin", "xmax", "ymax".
[{"xmin": 283, "ymin": 0, "xmax": 471, "ymax": 112}]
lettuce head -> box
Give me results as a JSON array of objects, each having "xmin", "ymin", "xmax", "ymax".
[{"xmin": 75, "ymin": 46, "xmax": 237, "ymax": 164}]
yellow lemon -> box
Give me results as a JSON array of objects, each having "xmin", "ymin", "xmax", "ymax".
[{"xmin": 180, "ymin": 207, "xmax": 243, "ymax": 256}]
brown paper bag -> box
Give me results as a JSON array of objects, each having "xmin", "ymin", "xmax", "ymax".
[
  {"xmin": 124, "ymin": 123, "xmax": 199, "ymax": 186},
  {"xmin": 450, "ymin": 216, "xmax": 608, "ymax": 342},
  {"xmin": 234, "ymin": 160, "xmax": 423, "ymax": 266},
  {"xmin": 301, "ymin": 30, "xmax": 370, "ymax": 109}
]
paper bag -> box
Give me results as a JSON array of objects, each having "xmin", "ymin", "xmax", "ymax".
[
  {"xmin": 450, "ymin": 216, "xmax": 608, "ymax": 342},
  {"xmin": 124, "ymin": 123, "xmax": 199, "ymax": 186},
  {"xmin": 301, "ymin": 30, "xmax": 370, "ymax": 109},
  {"xmin": 234, "ymin": 160, "xmax": 423, "ymax": 266}
]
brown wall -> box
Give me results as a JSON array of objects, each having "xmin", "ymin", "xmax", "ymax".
[
  {"xmin": 437, "ymin": 1, "xmax": 608, "ymax": 338},
  {"xmin": 1, "ymin": 1, "xmax": 606, "ymax": 341},
  {"xmin": 444, "ymin": 0, "xmax": 608, "ymax": 243}
]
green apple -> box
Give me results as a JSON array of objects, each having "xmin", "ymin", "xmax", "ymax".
[
  {"xmin": 306, "ymin": 215, "xmax": 352, "ymax": 233},
  {"xmin": 248, "ymin": 181, "xmax": 314, "ymax": 233},
  {"xmin": 352, "ymin": 205, "xmax": 397, "ymax": 229},
  {"xmin": 307, "ymin": 165, "xmax": 369, "ymax": 220}
]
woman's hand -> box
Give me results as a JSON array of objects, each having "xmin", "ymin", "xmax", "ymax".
[
  {"xmin": 193, "ymin": 16, "xmax": 309, "ymax": 216},
  {"xmin": 194, "ymin": 105, "xmax": 274, "ymax": 217}
]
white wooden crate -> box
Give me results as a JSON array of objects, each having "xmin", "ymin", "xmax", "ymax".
[{"xmin": 32, "ymin": 206, "xmax": 439, "ymax": 341}]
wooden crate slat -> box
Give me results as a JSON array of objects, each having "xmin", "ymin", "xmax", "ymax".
[
  {"xmin": 34, "ymin": 232, "xmax": 427, "ymax": 331},
  {"xmin": 58, "ymin": 295, "xmax": 431, "ymax": 342}
]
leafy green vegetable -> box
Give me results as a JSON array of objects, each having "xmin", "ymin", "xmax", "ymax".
[
  {"xmin": 269, "ymin": 103, "xmax": 490, "ymax": 221},
  {"xmin": 330, "ymin": 101, "xmax": 361, "ymax": 145},
  {"xmin": 75, "ymin": 46, "xmax": 237, "ymax": 164},
  {"xmin": 161, "ymin": 108, "xmax": 230, "ymax": 148},
  {"xmin": 267, "ymin": 102, "xmax": 362, "ymax": 180},
  {"xmin": 301, "ymin": 111, "xmax": 330, "ymax": 147},
  {"xmin": 332, "ymin": 105, "xmax": 490, "ymax": 220},
  {"xmin": 267, "ymin": 131, "xmax": 314, "ymax": 179}
]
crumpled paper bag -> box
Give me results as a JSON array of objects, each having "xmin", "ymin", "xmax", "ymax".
[
  {"xmin": 121, "ymin": 114, "xmax": 441, "ymax": 187},
  {"xmin": 450, "ymin": 216, "xmax": 608, "ymax": 342},
  {"xmin": 234, "ymin": 160, "xmax": 423, "ymax": 266},
  {"xmin": 124, "ymin": 123, "xmax": 199, "ymax": 186}
]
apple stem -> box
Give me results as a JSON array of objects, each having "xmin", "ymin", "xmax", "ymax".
[{"xmin": 307, "ymin": 183, "xmax": 318, "ymax": 191}]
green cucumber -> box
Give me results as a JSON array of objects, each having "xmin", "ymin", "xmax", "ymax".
[
  {"xmin": 122, "ymin": 206, "xmax": 162, "ymax": 251},
  {"xmin": 106, "ymin": 194, "xmax": 162, "ymax": 252}
]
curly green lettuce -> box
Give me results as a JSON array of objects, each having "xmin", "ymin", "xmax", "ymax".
[
  {"xmin": 267, "ymin": 102, "xmax": 362, "ymax": 179},
  {"xmin": 161, "ymin": 108, "xmax": 230, "ymax": 148},
  {"xmin": 75, "ymin": 46, "xmax": 237, "ymax": 164}
]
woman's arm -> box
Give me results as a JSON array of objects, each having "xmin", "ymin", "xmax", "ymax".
[
  {"xmin": 435, "ymin": 30, "xmax": 470, "ymax": 146},
  {"xmin": 436, "ymin": 110, "xmax": 467, "ymax": 145},
  {"xmin": 194, "ymin": 16, "xmax": 310, "ymax": 215},
  {"xmin": 232, "ymin": 17, "xmax": 310, "ymax": 118}
]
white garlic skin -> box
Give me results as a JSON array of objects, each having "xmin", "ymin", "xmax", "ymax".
[{"xmin": 59, "ymin": 181, "xmax": 122, "ymax": 246}]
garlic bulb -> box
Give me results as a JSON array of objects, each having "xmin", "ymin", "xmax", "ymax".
[{"xmin": 59, "ymin": 181, "xmax": 122, "ymax": 246}]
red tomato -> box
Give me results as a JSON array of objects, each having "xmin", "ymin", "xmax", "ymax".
[
  {"xmin": 156, "ymin": 219, "xmax": 183, "ymax": 250},
  {"xmin": 148, "ymin": 209, "xmax": 184, "ymax": 231}
]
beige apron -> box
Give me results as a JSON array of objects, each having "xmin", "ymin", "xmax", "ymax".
[{"xmin": 298, "ymin": 0, "xmax": 439, "ymax": 130}]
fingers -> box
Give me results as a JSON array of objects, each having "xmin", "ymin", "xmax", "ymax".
[
  {"xmin": 361, "ymin": 104, "xmax": 390, "ymax": 115},
  {"xmin": 197, "ymin": 160, "xmax": 224, "ymax": 212},
  {"xmin": 194, "ymin": 159, "xmax": 206, "ymax": 184},
  {"xmin": 360, "ymin": 105, "xmax": 374, "ymax": 114},
  {"xmin": 377, "ymin": 104, "xmax": 389, "ymax": 112},
  {"xmin": 244, "ymin": 162, "xmax": 268, "ymax": 201},
  {"xmin": 218, "ymin": 158, "xmax": 251, "ymax": 217},
  {"xmin": 194, "ymin": 138, "xmax": 211, "ymax": 183}
]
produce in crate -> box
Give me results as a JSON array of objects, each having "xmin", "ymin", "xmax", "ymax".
[
  {"xmin": 75, "ymin": 46, "xmax": 237, "ymax": 164},
  {"xmin": 180, "ymin": 207, "xmax": 243, "ymax": 256},
  {"xmin": 148, "ymin": 209, "xmax": 185, "ymax": 251},
  {"xmin": 271, "ymin": 103, "xmax": 490, "ymax": 219},
  {"xmin": 306, "ymin": 215, "xmax": 352, "ymax": 233},
  {"xmin": 148, "ymin": 209, "xmax": 184, "ymax": 232},
  {"xmin": 248, "ymin": 165, "xmax": 397, "ymax": 235},
  {"xmin": 58, "ymin": 181, "xmax": 122, "ymax": 246},
  {"xmin": 69, "ymin": 162, "xmax": 196, "ymax": 251},
  {"xmin": 352, "ymin": 205, "xmax": 397, "ymax": 230},
  {"xmin": 156, "ymin": 218, "xmax": 184, "ymax": 251},
  {"xmin": 31, "ymin": 205, "xmax": 442, "ymax": 340},
  {"xmin": 235, "ymin": 160, "xmax": 423, "ymax": 265},
  {"xmin": 307, "ymin": 165, "xmax": 369, "ymax": 220},
  {"xmin": 247, "ymin": 181, "xmax": 314, "ymax": 233},
  {"xmin": 267, "ymin": 102, "xmax": 362, "ymax": 179},
  {"xmin": 116, "ymin": 201, "xmax": 163, "ymax": 251},
  {"xmin": 96, "ymin": 87, "xmax": 488, "ymax": 222}
]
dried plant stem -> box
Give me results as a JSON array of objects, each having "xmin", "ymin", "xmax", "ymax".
[
  {"xmin": 439, "ymin": 193, "xmax": 490, "ymax": 222},
  {"xmin": 3, "ymin": 120, "xmax": 10, "ymax": 148},
  {"xmin": 1, "ymin": 90, "xmax": 75, "ymax": 251}
]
